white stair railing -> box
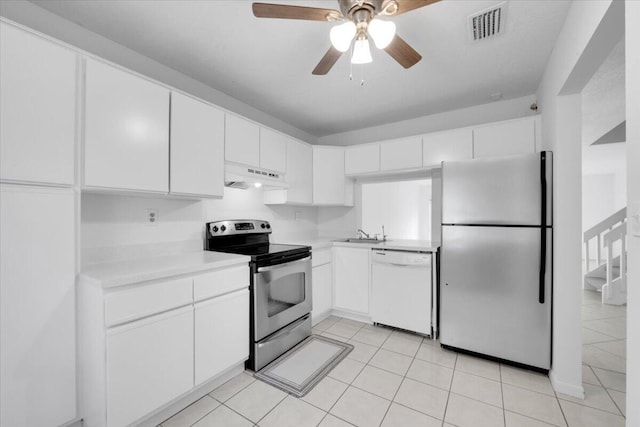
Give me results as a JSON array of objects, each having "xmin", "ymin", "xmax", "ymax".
[
  {"xmin": 601, "ymin": 222, "xmax": 627, "ymax": 305},
  {"xmin": 583, "ymin": 207, "xmax": 626, "ymax": 273}
]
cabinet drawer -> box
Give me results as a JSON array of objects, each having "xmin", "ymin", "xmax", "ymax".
[
  {"xmin": 312, "ymin": 248, "xmax": 332, "ymax": 267},
  {"xmin": 193, "ymin": 265, "xmax": 249, "ymax": 301},
  {"xmin": 105, "ymin": 277, "xmax": 192, "ymax": 326}
]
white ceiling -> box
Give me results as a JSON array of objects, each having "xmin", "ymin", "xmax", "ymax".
[{"xmin": 30, "ymin": 0, "xmax": 571, "ymax": 137}]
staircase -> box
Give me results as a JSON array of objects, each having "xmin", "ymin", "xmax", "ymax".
[{"xmin": 583, "ymin": 207, "xmax": 627, "ymax": 305}]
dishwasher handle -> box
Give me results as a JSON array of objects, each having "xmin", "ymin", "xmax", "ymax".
[{"xmin": 372, "ymin": 251, "xmax": 431, "ymax": 268}]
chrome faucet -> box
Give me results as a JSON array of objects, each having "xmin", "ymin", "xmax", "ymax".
[
  {"xmin": 356, "ymin": 229, "xmax": 370, "ymax": 239},
  {"xmin": 381, "ymin": 225, "xmax": 387, "ymax": 241}
]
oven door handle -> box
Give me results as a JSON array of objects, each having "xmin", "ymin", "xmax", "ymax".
[{"xmin": 257, "ymin": 256, "xmax": 311, "ymax": 273}]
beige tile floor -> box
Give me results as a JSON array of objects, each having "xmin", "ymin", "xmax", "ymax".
[{"xmin": 160, "ymin": 290, "xmax": 626, "ymax": 427}]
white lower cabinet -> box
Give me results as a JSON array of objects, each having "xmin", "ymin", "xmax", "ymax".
[
  {"xmin": 311, "ymin": 248, "xmax": 333, "ymax": 324},
  {"xmin": 80, "ymin": 263, "xmax": 249, "ymax": 427},
  {"xmin": 333, "ymin": 247, "xmax": 370, "ymax": 315},
  {"xmin": 106, "ymin": 306, "xmax": 194, "ymax": 427},
  {"xmin": 195, "ymin": 289, "xmax": 249, "ymax": 385}
]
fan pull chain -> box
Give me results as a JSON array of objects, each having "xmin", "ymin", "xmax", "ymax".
[{"xmin": 360, "ymin": 64, "xmax": 365, "ymax": 87}]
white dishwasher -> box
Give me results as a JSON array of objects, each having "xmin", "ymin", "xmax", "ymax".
[{"xmin": 371, "ymin": 249, "xmax": 432, "ymax": 336}]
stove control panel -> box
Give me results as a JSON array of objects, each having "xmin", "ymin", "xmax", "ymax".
[{"xmin": 206, "ymin": 219, "xmax": 271, "ymax": 237}]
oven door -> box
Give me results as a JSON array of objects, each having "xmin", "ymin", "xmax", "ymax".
[{"xmin": 254, "ymin": 256, "xmax": 312, "ymax": 342}]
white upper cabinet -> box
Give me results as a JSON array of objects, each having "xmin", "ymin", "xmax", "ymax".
[
  {"xmin": 380, "ymin": 136, "xmax": 423, "ymax": 171},
  {"xmin": 225, "ymin": 114, "xmax": 260, "ymax": 167},
  {"xmin": 313, "ymin": 146, "xmax": 353, "ymax": 206},
  {"xmin": 285, "ymin": 139, "xmax": 313, "ymax": 204},
  {"xmin": 345, "ymin": 143, "xmax": 380, "ymax": 175},
  {"xmin": 473, "ymin": 117, "xmax": 537, "ymax": 159},
  {"xmin": 263, "ymin": 138, "xmax": 313, "ymax": 205},
  {"xmin": 422, "ymin": 128, "xmax": 473, "ymax": 167},
  {"xmin": 170, "ymin": 92, "xmax": 224, "ymax": 198},
  {"xmin": 226, "ymin": 115, "xmax": 287, "ymax": 173},
  {"xmin": 84, "ymin": 59, "xmax": 170, "ymax": 193},
  {"xmin": 259, "ymin": 128, "xmax": 287, "ymax": 173},
  {"xmin": 0, "ymin": 23, "xmax": 76, "ymax": 186}
]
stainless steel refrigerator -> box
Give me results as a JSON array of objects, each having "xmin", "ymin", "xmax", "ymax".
[{"xmin": 440, "ymin": 152, "xmax": 552, "ymax": 371}]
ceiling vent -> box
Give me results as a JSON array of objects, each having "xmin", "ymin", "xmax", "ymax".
[{"xmin": 469, "ymin": 2, "xmax": 506, "ymax": 41}]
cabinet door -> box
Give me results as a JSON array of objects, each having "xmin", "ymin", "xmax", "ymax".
[
  {"xmin": 0, "ymin": 23, "xmax": 76, "ymax": 185},
  {"xmin": 312, "ymin": 263, "xmax": 333, "ymax": 324},
  {"xmin": 85, "ymin": 59, "xmax": 170, "ymax": 192},
  {"xmin": 170, "ymin": 92, "xmax": 224, "ymax": 197},
  {"xmin": 259, "ymin": 128, "xmax": 287, "ymax": 173},
  {"xmin": 345, "ymin": 144, "xmax": 380, "ymax": 175},
  {"xmin": 0, "ymin": 185, "xmax": 76, "ymax": 427},
  {"xmin": 380, "ymin": 137, "xmax": 423, "ymax": 171},
  {"xmin": 422, "ymin": 129, "xmax": 473, "ymax": 167},
  {"xmin": 195, "ymin": 289, "xmax": 249, "ymax": 385},
  {"xmin": 106, "ymin": 306, "xmax": 193, "ymax": 427},
  {"xmin": 286, "ymin": 139, "xmax": 313, "ymax": 204},
  {"xmin": 473, "ymin": 118, "xmax": 536, "ymax": 159},
  {"xmin": 313, "ymin": 146, "xmax": 353, "ymax": 206},
  {"xmin": 225, "ymin": 114, "xmax": 260, "ymax": 167},
  {"xmin": 333, "ymin": 247, "xmax": 370, "ymax": 314}
]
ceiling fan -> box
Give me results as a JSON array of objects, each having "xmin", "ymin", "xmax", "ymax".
[{"xmin": 252, "ymin": 0, "xmax": 441, "ymax": 75}]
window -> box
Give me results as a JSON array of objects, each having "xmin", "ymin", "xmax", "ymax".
[{"xmin": 360, "ymin": 179, "xmax": 431, "ymax": 240}]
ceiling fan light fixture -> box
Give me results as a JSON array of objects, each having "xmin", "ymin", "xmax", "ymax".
[
  {"xmin": 351, "ymin": 37, "xmax": 372, "ymax": 64},
  {"xmin": 368, "ymin": 18, "xmax": 396, "ymax": 49},
  {"xmin": 330, "ymin": 21, "xmax": 357, "ymax": 52}
]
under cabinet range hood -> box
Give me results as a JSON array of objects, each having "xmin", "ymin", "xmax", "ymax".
[{"xmin": 224, "ymin": 163, "xmax": 289, "ymax": 189}]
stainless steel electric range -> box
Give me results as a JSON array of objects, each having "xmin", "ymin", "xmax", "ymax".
[{"xmin": 205, "ymin": 219, "xmax": 312, "ymax": 371}]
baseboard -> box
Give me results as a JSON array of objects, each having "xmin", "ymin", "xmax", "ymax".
[
  {"xmin": 330, "ymin": 308, "xmax": 373, "ymax": 325},
  {"xmin": 549, "ymin": 370, "xmax": 584, "ymax": 398},
  {"xmin": 311, "ymin": 310, "xmax": 332, "ymax": 326},
  {"xmin": 60, "ymin": 417, "xmax": 82, "ymax": 427},
  {"xmin": 136, "ymin": 362, "xmax": 246, "ymax": 427}
]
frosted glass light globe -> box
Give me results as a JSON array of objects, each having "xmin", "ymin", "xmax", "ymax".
[
  {"xmin": 330, "ymin": 21, "xmax": 357, "ymax": 52},
  {"xmin": 368, "ymin": 19, "xmax": 396, "ymax": 49}
]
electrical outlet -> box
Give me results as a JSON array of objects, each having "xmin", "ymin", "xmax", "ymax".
[
  {"xmin": 295, "ymin": 211, "xmax": 302, "ymax": 221},
  {"xmin": 146, "ymin": 209, "xmax": 158, "ymax": 225}
]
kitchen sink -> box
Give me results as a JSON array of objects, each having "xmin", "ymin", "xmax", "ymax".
[{"xmin": 337, "ymin": 238, "xmax": 385, "ymax": 244}]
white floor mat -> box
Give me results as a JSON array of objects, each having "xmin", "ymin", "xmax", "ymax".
[{"xmin": 254, "ymin": 335, "xmax": 353, "ymax": 397}]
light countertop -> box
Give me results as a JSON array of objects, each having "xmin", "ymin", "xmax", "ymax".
[
  {"xmin": 332, "ymin": 239, "xmax": 440, "ymax": 252},
  {"xmin": 274, "ymin": 237, "xmax": 440, "ymax": 252},
  {"xmin": 81, "ymin": 251, "xmax": 250, "ymax": 288}
]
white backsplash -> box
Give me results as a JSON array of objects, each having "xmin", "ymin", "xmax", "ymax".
[{"xmin": 81, "ymin": 187, "xmax": 319, "ymax": 265}]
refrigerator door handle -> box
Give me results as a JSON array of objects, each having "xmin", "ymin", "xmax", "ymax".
[{"xmin": 539, "ymin": 152, "xmax": 547, "ymax": 304}]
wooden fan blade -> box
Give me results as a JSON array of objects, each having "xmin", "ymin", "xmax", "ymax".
[
  {"xmin": 383, "ymin": 0, "xmax": 441, "ymax": 16},
  {"xmin": 384, "ymin": 34, "xmax": 422, "ymax": 68},
  {"xmin": 312, "ymin": 46, "xmax": 343, "ymax": 75},
  {"xmin": 252, "ymin": 3, "xmax": 341, "ymax": 21}
]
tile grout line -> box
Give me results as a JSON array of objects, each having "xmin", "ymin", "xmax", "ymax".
[
  {"xmin": 440, "ymin": 349, "xmax": 458, "ymax": 426},
  {"xmin": 373, "ymin": 332, "xmax": 422, "ymax": 426}
]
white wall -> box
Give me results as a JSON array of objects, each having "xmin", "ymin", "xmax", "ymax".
[
  {"xmin": 0, "ymin": 1, "xmax": 316, "ymax": 144},
  {"xmin": 317, "ymin": 95, "xmax": 537, "ymax": 146},
  {"xmin": 81, "ymin": 188, "xmax": 318, "ymax": 265},
  {"xmin": 582, "ymin": 143, "xmax": 627, "ymax": 232},
  {"xmin": 361, "ymin": 180, "xmax": 431, "ymax": 241},
  {"xmin": 625, "ymin": 1, "xmax": 640, "ymax": 424},
  {"xmin": 536, "ymin": 0, "xmax": 622, "ymax": 398},
  {"xmin": 581, "ymin": 38, "xmax": 625, "ymax": 147}
]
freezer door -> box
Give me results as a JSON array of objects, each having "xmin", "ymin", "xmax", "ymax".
[
  {"xmin": 442, "ymin": 152, "xmax": 552, "ymax": 226},
  {"xmin": 440, "ymin": 225, "xmax": 552, "ymax": 370}
]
